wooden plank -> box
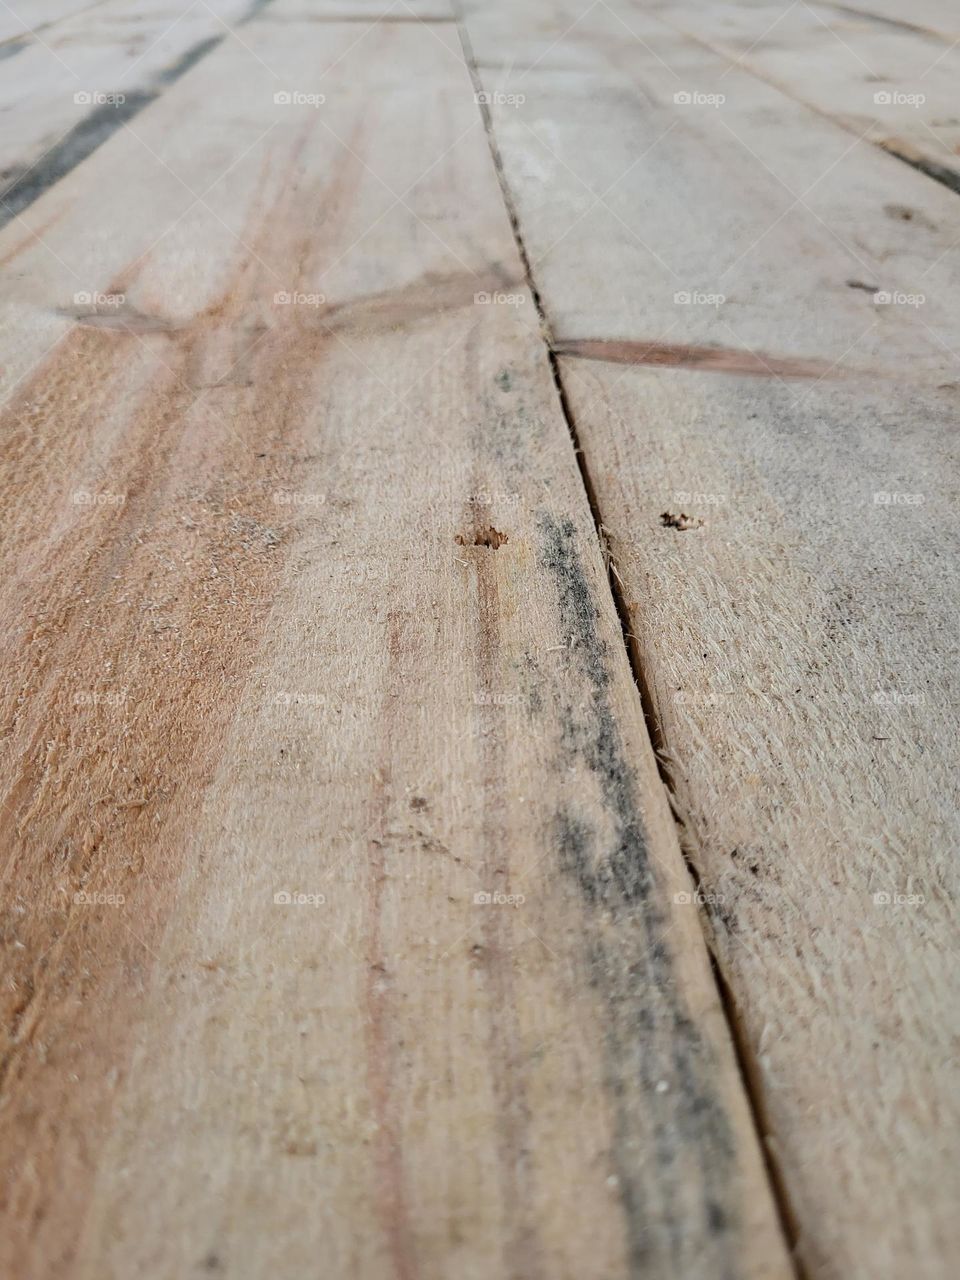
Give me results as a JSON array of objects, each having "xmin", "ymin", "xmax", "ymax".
[
  {"xmin": 0, "ymin": 1, "xmax": 252, "ymax": 223},
  {"xmin": 554, "ymin": 357, "xmax": 960, "ymax": 1280},
  {"xmin": 644, "ymin": 0, "xmax": 960, "ymax": 192},
  {"xmin": 461, "ymin": 4, "xmax": 960, "ymax": 1278},
  {"xmin": 462, "ymin": 0, "xmax": 960, "ymax": 379},
  {"xmin": 0, "ymin": 18, "xmax": 791, "ymax": 1280}
]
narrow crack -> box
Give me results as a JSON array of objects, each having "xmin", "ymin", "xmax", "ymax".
[{"xmin": 452, "ymin": 5, "xmax": 806, "ymax": 1274}]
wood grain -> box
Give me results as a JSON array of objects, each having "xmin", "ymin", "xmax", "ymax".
[
  {"xmin": 819, "ymin": 0, "xmax": 960, "ymax": 40},
  {"xmin": 645, "ymin": 0, "xmax": 960, "ymax": 192},
  {"xmin": 462, "ymin": 0, "xmax": 960, "ymax": 378},
  {"xmin": 461, "ymin": 2, "xmax": 960, "ymax": 1277},
  {"xmin": 0, "ymin": 15, "xmax": 791, "ymax": 1280},
  {"xmin": 555, "ymin": 357, "xmax": 960, "ymax": 1280},
  {"xmin": 0, "ymin": 0, "xmax": 255, "ymax": 226}
]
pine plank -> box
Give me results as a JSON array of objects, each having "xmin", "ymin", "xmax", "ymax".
[
  {"xmin": 462, "ymin": 0, "xmax": 960, "ymax": 378},
  {"xmin": 0, "ymin": 17, "xmax": 790, "ymax": 1280},
  {"xmin": 461, "ymin": 3, "xmax": 960, "ymax": 1277},
  {"xmin": 645, "ymin": 0, "xmax": 960, "ymax": 192},
  {"xmin": 555, "ymin": 357, "xmax": 960, "ymax": 1280},
  {"xmin": 0, "ymin": 0, "xmax": 252, "ymax": 220}
]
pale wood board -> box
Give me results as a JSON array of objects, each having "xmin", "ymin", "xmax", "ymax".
[
  {"xmin": 555, "ymin": 357, "xmax": 960, "ymax": 1280},
  {"xmin": 642, "ymin": 0, "xmax": 960, "ymax": 191},
  {"xmin": 0, "ymin": 0, "xmax": 251, "ymax": 203},
  {"xmin": 462, "ymin": 0, "xmax": 960, "ymax": 378},
  {"xmin": 461, "ymin": 2, "xmax": 960, "ymax": 1277},
  {"xmin": 0, "ymin": 16, "xmax": 791, "ymax": 1280}
]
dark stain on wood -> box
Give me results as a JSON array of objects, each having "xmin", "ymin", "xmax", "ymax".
[
  {"xmin": 0, "ymin": 37, "xmax": 30, "ymax": 63},
  {"xmin": 538, "ymin": 513, "xmax": 738, "ymax": 1279},
  {"xmin": 0, "ymin": 32, "xmax": 231, "ymax": 229},
  {"xmin": 469, "ymin": 474, "xmax": 545, "ymax": 1279},
  {"xmin": 878, "ymin": 143, "xmax": 960, "ymax": 198}
]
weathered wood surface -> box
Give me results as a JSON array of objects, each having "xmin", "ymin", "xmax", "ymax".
[
  {"xmin": 0, "ymin": 0, "xmax": 253, "ymax": 223},
  {"xmin": 460, "ymin": 2, "xmax": 960, "ymax": 1278},
  {"xmin": 644, "ymin": 0, "xmax": 960, "ymax": 191},
  {"xmin": 0, "ymin": 0, "xmax": 106, "ymax": 46},
  {"xmin": 555, "ymin": 359, "xmax": 960, "ymax": 1280},
  {"xmin": 462, "ymin": 0, "xmax": 960, "ymax": 377},
  {"xmin": 0, "ymin": 15, "xmax": 792, "ymax": 1280}
]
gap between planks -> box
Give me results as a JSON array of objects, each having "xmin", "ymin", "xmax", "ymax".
[{"xmin": 451, "ymin": 2, "xmax": 807, "ymax": 1272}]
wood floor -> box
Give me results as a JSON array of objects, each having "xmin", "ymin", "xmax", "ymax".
[{"xmin": 0, "ymin": 1, "xmax": 957, "ymax": 1277}]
